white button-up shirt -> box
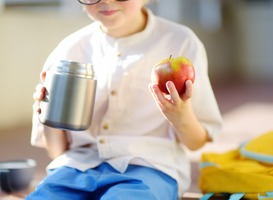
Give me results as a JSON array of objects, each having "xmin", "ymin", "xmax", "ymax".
[{"xmin": 31, "ymin": 9, "xmax": 222, "ymax": 197}]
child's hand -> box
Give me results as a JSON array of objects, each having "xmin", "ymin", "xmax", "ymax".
[
  {"xmin": 150, "ymin": 80, "xmax": 208, "ymax": 150},
  {"xmin": 32, "ymin": 71, "xmax": 46, "ymax": 113},
  {"xmin": 149, "ymin": 80, "xmax": 209, "ymax": 149},
  {"xmin": 149, "ymin": 80, "xmax": 193, "ymax": 123}
]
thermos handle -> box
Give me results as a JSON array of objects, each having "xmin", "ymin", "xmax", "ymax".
[{"xmin": 0, "ymin": 169, "xmax": 12, "ymax": 193}]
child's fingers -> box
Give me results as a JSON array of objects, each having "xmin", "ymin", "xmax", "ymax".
[
  {"xmin": 34, "ymin": 84, "xmax": 46, "ymax": 100},
  {"xmin": 183, "ymin": 80, "xmax": 193, "ymax": 99},
  {"xmin": 149, "ymin": 83, "xmax": 165, "ymax": 106},
  {"xmin": 32, "ymin": 101, "xmax": 41, "ymax": 113},
  {"xmin": 40, "ymin": 71, "xmax": 46, "ymax": 83},
  {"xmin": 166, "ymin": 81, "xmax": 180, "ymax": 104}
]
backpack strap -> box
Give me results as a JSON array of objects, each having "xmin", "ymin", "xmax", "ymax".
[
  {"xmin": 229, "ymin": 193, "xmax": 245, "ymax": 200},
  {"xmin": 240, "ymin": 131, "xmax": 273, "ymax": 164},
  {"xmin": 258, "ymin": 191, "xmax": 273, "ymax": 199},
  {"xmin": 200, "ymin": 193, "xmax": 214, "ymax": 200},
  {"xmin": 200, "ymin": 193, "xmax": 245, "ymax": 200}
]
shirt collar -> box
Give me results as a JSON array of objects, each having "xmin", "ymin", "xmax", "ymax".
[{"xmin": 97, "ymin": 8, "xmax": 156, "ymax": 49}]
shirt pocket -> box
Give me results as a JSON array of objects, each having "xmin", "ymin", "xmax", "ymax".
[{"xmin": 117, "ymin": 72, "xmax": 158, "ymax": 118}]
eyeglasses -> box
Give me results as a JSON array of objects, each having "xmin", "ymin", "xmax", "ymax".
[{"xmin": 78, "ymin": 0, "xmax": 129, "ymax": 5}]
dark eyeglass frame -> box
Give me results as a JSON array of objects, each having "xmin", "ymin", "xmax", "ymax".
[{"xmin": 78, "ymin": 0, "xmax": 129, "ymax": 5}]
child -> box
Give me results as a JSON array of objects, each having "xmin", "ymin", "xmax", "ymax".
[{"xmin": 28, "ymin": 0, "xmax": 222, "ymax": 199}]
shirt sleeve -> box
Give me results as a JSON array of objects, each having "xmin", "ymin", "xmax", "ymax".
[
  {"xmin": 181, "ymin": 30, "xmax": 223, "ymax": 141},
  {"xmin": 30, "ymin": 35, "xmax": 80, "ymax": 148},
  {"xmin": 30, "ymin": 47, "xmax": 61, "ymax": 148},
  {"xmin": 31, "ymin": 112, "xmax": 46, "ymax": 148}
]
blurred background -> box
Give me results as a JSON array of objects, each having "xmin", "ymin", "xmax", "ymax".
[{"xmin": 0, "ymin": 0, "xmax": 272, "ymax": 193}]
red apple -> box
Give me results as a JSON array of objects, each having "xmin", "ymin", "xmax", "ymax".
[{"xmin": 151, "ymin": 56, "xmax": 195, "ymax": 95}]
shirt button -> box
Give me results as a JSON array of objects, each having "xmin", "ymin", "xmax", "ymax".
[
  {"xmin": 102, "ymin": 124, "xmax": 109, "ymax": 130},
  {"xmin": 116, "ymin": 51, "xmax": 122, "ymax": 57},
  {"xmin": 111, "ymin": 90, "xmax": 117, "ymax": 96},
  {"xmin": 99, "ymin": 139, "xmax": 106, "ymax": 144}
]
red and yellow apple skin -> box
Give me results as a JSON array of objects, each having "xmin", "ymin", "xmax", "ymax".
[{"xmin": 151, "ymin": 56, "xmax": 195, "ymax": 95}]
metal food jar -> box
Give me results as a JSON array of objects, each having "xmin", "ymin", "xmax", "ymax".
[{"xmin": 39, "ymin": 60, "xmax": 97, "ymax": 131}]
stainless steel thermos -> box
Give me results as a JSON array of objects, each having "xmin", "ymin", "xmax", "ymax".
[{"xmin": 39, "ymin": 60, "xmax": 97, "ymax": 131}]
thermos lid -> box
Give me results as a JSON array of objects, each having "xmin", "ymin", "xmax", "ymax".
[{"xmin": 52, "ymin": 60, "xmax": 94, "ymax": 78}]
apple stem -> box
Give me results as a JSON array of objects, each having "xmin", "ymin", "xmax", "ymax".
[{"xmin": 169, "ymin": 55, "xmax": 172, "ymax": 60}]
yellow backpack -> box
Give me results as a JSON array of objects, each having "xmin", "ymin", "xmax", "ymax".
[{"xmin": 199, "ymin": 131, "xmax": 273, "ymax": 200}]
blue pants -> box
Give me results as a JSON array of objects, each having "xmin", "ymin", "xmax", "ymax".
[{"xmin": 26, "ymin": 163, "xmax": 178, "ymax": 200}]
